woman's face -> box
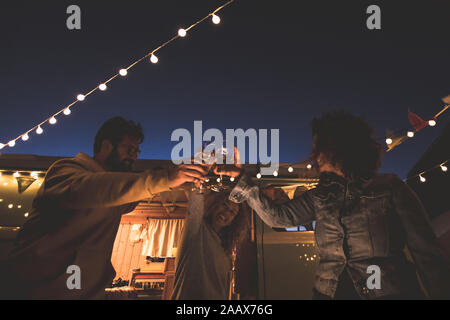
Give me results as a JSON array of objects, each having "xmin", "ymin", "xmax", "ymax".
[{"xmin": 211, "ymin": 200, "xmax": 240, "ymax": 231}]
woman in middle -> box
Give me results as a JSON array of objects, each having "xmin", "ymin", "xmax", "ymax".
[{"xmin": 171, "ymin": 191, "xmax": 249, "ymax": 300}]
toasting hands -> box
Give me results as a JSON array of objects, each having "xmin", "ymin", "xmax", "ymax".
[{"xmin": 167, "ymin": 164, "xmax": 209, "ymax": 189}]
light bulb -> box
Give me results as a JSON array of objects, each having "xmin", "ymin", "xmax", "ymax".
[
  {"xmin": 119, "ymin": 69, "xmax": 128, "ymax": 76},
  {"xmin": 216, "ymin": 177, "xmax": 221, "ymax": 183},
  {"xmin": 99, "ymin": 83, "xmax": 107, "ymax": 91},
  {"xmin": 64, "ymin": 108, "xmax": 71, "ymax": 115},
  {"xmin": 288, "ymin": 167, "xmax": 294, "ymax": 173},
  {"xmin": 8, "ymin": 140, "xmax": 15, "ymax": 147},
  {"xmin": 150, "ymin": 54, "xmax": 159, "ymax": 64},
  {"xmin": 77, "ymin": 94, "xmax": 85, "ymax": 101},
  {"xmin": 441, "ymin": 164, "xmax": 448, "ymax": 172},
  {"xmin": 178, "ymin": 28, "xmax": 187, "ymax": 37},
  {"xmin": 8, "ymin": 204, "xmax": 13, "ymax": 209},
  {"xmin": 31, "ymin": 172, "xmax": 38, "ymax": 179},
  {"xmin": 419, "ymin": 175, "xmax": 426, "ymax": 183},
  {"xmin": 205, "ymin": 179, "xmax": 209, "ymax": 183},
  {"xmin": 49, "ymin": 117, "xmax": 57, "ymax": 125},
  {"xmin": 212, "ymin": 14, "xmax": 221, "ymax": 24},
  {"xmin": 256, "ymin": 173, "xmax": 262, "ymax": 179},
  {"xmin": 22, "ymin": 134, "xmax": 29, "ymax": 141},
  {"xmin": 306, "ymin": 164, "xmax": 312, "ymax": 170},
  {"xmin": 428, "ymin": 119, "xmax": 436, "ymax": 127},
  {"xmin": 230, "ymin": 177, "xmax": 235, "ymax": 182},
  {"xmin": 386, "ymin": 138, "xmax": 393, "ymax": 145},
  {"xmin": 0, "ymin": 143, "xmax": 4, "ymax": 149},
  {"xmin": 407, "ymin": 131, "xmax": 414, "ymax": 138},
  {"xmin": 24, "ymin": 212, "xmax": 29, "ymax": 218},
  {"xmin": 13, "ymin": 172, "xmax": 20, "ymax": 178},
  {"xmin": 273, "ymin": 170, "xmax": 278, "ymax": 177},
  {"xmin": 36, "ymin": 126, "xmax": 43, "ymax": 135}
]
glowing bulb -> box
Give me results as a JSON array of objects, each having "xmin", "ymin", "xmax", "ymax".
[
  {"xmin": 64, "ymin": 108, "xmax": 71, "ymax": 116},
  {"xmin": 407, "ymin": 131, "xmax": 414, "ymax": 138},
  {"xmin": 306, "ymin": 164, "xmax": 312, "ymax": 170},
  {"xmin": 22, "ymin": 134, "xmax": 29, "ymax": 141},
  {"xmin": 49, "ymin": 117, "xmax": 57, "ymax": 125},
  {"xmin": 256, "ymin": 173, "xmax": 262, "ymax": 179},
  {"xmin": 288, "ymin": 167, "xmax": 294, "ymax": 173},
  {"xmin": 99, "ymin": 83, "xmax": 107, "ymax": 91},
  {"xmin": 178, "ymin": 28, "xmax": 187, "ymax": 37},
  {"xmin": 77, "ymin": 94, "xmax": 85, "ymax": 101},
  {"xmin": 212, "ymin": 14, "xmax": 221, "ymax": 24},
  {"xmin": 119, "ymin": 69, "xmax": 128, "ymax": 76},
  {"xmin": 17, "ymin": 205, "xmax": 22, "ymax": 209},
  {"xmin": 386, "ymin": 138, "xmax": 393, "ymax": 145},
  {"xmin": 205, "ymin": 179, "xmax": 209, "ymax": 183},
  {"xmin": 419, "ymin": 175, "xmax": 426, "ymax": 183},
  {"xmin": 230, "ymin": 177, "xmax": 235, "ymax": 182},
  {"xmin": 36, "ymin": 126, "xmax": 43, "ymax": 135},
  {"xmin": 150, "ymin": 54, "xmax": 159, "ymax": 64},
  {"xmin": 441, "ymin": 164, "xmax": 448, "ymax": 172},
  {"xmin": 8, "ymin": 204, "xmax": 13, "ymax": 209},
  {"xmin": 0, "ymin": 143, "xmax": 4, "ymax": 149},
  {"xmin": 216, "ymin": 177, "xmax": 221, "ymax": 183},
  {"xmin": 273, "ymin": 170, "xmax": 278, "ymax": 177},
  {"xmin": 31, "ymin": 172, "xmax": 38, "ymax": 179},
  {"xmin": 0, "ymin": 199, "xmax": 3, "ymax": 202},
  {"xmin": 24, "ymin": 212, "xmax": 29, "ymax": 218},
  {"xmin": 8, "ymin": 140, "xmax": 16, "ymax": 147},
  {"xmin": 428, "ymin": 119, "xmax": 436, "ymax": 127},
  {"xmin": 13, "ymin": 172, "xmax": 20, "ymax": 178}
]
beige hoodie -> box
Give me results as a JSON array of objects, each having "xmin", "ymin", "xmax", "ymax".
[{"xmin": 5, "ymin": 153, "xmax": 169, "ymax": 299}]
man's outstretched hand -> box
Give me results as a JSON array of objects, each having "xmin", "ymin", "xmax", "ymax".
[
  {"xmin": 167, "ymin": 164, "xmax": 209, "ymax": 189},
  {"xmin": 213, "ymin": 146, "xmax": 243, "ymax": 178}
]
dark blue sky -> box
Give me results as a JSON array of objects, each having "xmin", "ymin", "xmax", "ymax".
[{"xmin": 0, "ymin": 0, "xmax": 449, "ymax": 179}]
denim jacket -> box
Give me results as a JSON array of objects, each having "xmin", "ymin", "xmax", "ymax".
[{"xmin": 229, "ymin": 171, "xmax": 450, "ymax": 299}]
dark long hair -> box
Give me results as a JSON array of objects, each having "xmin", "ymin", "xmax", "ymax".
[
  {"xmin": 311, "ymin": 110, "xmax": 383, "ymax": 179},
  {"xmin": 204, "ymin": 192, "xmax": 250, "ymax": 256}
]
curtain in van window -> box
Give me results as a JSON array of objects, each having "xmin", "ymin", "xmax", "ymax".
[{"xmin": 140, "ymin": 219, "xmax": 184, "ymax": 258}]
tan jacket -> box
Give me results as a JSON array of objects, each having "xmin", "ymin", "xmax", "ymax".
[{"xmin": 5, "ymin": 153, "xmax": 169, "ymax": 299}]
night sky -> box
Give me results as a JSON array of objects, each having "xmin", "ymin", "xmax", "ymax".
[{"xmin": 1, "ymin": 0, "xmax": 449, "ymax": 179}]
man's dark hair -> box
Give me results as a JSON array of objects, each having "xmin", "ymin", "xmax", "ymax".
[
  {"xmin": 311, "ymin": 110, "xmax": 383, "ymax": 179},
  {"xmin": 93, "ymin": 117, "xmax": 144, "ymax": 154}
]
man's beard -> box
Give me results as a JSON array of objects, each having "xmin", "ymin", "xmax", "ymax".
[{"xmin": 105, "ymin": 148, "xmax": 134, "ymax": 172}]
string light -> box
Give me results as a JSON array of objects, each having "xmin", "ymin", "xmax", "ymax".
[
  {"xmin": 230, "ymin": 177, "xmax": 235, "ymax": 182},
  {"xmin": 150, "ymin": 54, "xmax": 159, "ymax": 64},
  {"xmin": 212, "ymin": 14, "xmax": 221, "ymax": 24},
  {"xmin": 216, "ymin": 177, "xmax": 221, "ymax": 183},
  {"xmin": 273, "ymin": 170, "xmax": 278, "ymax": 177},
  {"xmin": 288, "ymin": 166, "xmax": 294, "ymax": 173},
  {"xmin": 428, "ymin": 119, "xmax": 436, "ymax": 127},
  {"xmin": 49, "ymin": 117, "xmax": 57, "ymax": 125},
  {"xmin": 24, "ymin": 212, "xmax": 29, "ymax": 218},
  {"xmin": 8, "ymin": 204, "xmax": 13, "ymax": 209},
  {"xmin": 419, "ymin": 174, "xmax": 426, "ymax": 183},
  {"xmin": 0, "ymin": 0, "xmax": 236, "ymax": 150},
  {"xmin": 407, "ymin": 131, "xmax": 415, "ymax": 138},
  {"xmin": 385, "ymin": 138, "xmax": 393, "ymax": 145},
  {"xmin": 13, "ymin": 172, "xmax": 20, "ymax": 178},
  {"xmin": 441, "ymin": 164, "xmax": 448, "ymax": 172},
  {"xmin": 63, "ymin": 108, "xmax": 71, "ymax": 116},
  {"xmin": 21, "ymin": 133, "xmax": 29, "ymax": 141},
  {"xmin": 306, "ymin": 164, "xmax": 312, "ymax": 170},
  {"xmin": 256, "ymin": 173, "xmax": 262, "ymax": 179}
]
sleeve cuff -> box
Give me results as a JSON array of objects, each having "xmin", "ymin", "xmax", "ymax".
[
  {"xmin": 146, "ymin": 169, "xmax": 170, "ymax": 195},
  {"xmin": 229, "ymin": 173, "xmax": 254, "ymax": 203}
]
